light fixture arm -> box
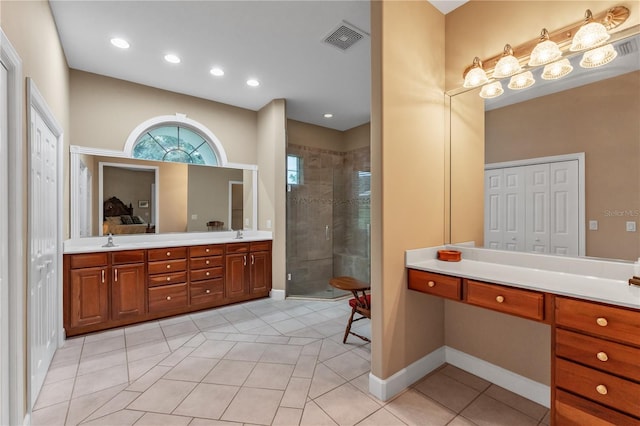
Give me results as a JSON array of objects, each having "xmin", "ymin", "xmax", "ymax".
[{"xmin": 462, "ymin": 5, "xmax": 630, "ymax": 78}]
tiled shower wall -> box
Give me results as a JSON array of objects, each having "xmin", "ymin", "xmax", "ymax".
[{"xmin": 286, "ymin": 144, "xmax": 370, "ymax": 297}]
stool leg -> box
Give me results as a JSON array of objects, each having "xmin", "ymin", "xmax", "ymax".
[{"xmin": 343, "ymin": 306, "xmax": 356, "ymax": 343}]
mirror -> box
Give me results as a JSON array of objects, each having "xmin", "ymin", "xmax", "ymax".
[
  {"xmin": 70, "ymin": 147, "xmax": 257, "ymax": 238},
  {"xmin": 450, "ymin": 29, "xmax": 640, "ymax": 262}
]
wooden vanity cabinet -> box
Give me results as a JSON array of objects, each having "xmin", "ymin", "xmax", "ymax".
[
  {"xmin": 66, "ymin": 253, "xmax": 109, "ymax": 329},
  {"xmin": 553, "ymin": 296, "xmax": 640, "ymax": 424},
  {"xmin": 147, "ymin": 247, "xmax": 188, "ymax": 313},
  {"xmin": 249, "ymin": 241, "xmax": 272, "ymax": 296},
  {"xmin": 111, "ymin": 250, "xmax": 146, "ymax": 320},
  {"xmin": 189, "ymin": 244, "xmax": 224, "ymax": 306},
  {"xmin": 225, "ymin": 241, "xmax": 273, "ymax": 300}
]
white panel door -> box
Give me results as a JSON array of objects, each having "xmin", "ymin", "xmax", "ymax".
[
  {"xmin": 28, "ymin": 106, "xmax": 58, "ymax": 407},
  {"xmin": 503, "ymin": 167, "xmax": 526, "ymax": 251},
  {"xmin": 549, "ymin": 161, "xmax": 579, "ymax": 256},
  {"xmin": 525, "ymin": 164, "xmax": 550, "ymax": 253},
  {"xmin": 0, "ymin": 62, "xmax": 8, "ymax": 425},
  {"xmin": 484, "ymin": 169, "xmax": 504, "ymax": 249}
]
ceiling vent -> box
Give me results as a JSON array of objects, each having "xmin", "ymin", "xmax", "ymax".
[
  {"xmin": 615, "ymin": 38, "xmax": 638, "ymax": 57},
  {"xmin": 323, "ymin": 21, "xmax": 367, "ymax": 51}
]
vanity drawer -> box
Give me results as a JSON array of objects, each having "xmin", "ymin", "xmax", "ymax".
[
  {"xmin": 190, "ymin": 279, "xmax": 224, "ymax": 305},
  {"xmin": 148, "ymin": 259, "xmax": 187, "ymax": 275},
  {"xmin": 555, "ymin": 297, "xmax": 640, "ymax": 347},
  {"xmin": 190, "ymin": 267, "xmax": 223, "ymax": 282},
  {"xmin": 556, "ymin": 328, "xmax": 640, "ymax": 382},
  {"xmin": 148, "ymin": 283, "xmax": 187, "ymax": 313},
  {"xmin": 148, "ymin": 247, "xmax": 187, "ymax": 261},
  {"xmin": 250, "ymin": 241, "xmax": 271, "ymax": 252},
  {"xmin": 465, "ymin": 280, "xmax": 544, "ymax": 321},
  {"xmin": 555, "ymin": 357, "xmax": 640, "ymax": 418},
  {"xmin": 555, "ymin": 389, "xmax": 638, "ymax": 426},
  {"xmin": 408, "ymin": 269, "xmax": 461, "ymax": 300},
  {"xmin": 68, "ymin": 252, "xmax": 108, "ymax": 269},
  {"xmin": 111, "ymin": 250, "xmax": 145, "ymax": 265},
  {"xmin": 148, "ymin": 271, "xmax": 187, "ymax": 288},
  {"xmin": 190, "ymin": 245, "xmax": 224, "ymax": 258},
  {"xmin": 190, "ymin": 256, "xmax": 223, "ymax": 270},
  {"xmin": 226, "ymin": 242, "xmax": 249, "ymax": 254}
]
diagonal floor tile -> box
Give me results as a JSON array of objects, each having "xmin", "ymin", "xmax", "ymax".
[
  {"xmin": 173, "ymin": 383, "xmax": 239, "ymax": 419},
  {"xmin": 315, "ymin": 382, "xmax": 380, "ymax": 426},
  {"xmin": 127, "ymin": 379, "xmax": 197, "ymax": 414},
  {"xmin": 221, "ymin": 387, "xmax": 283, "ymax": 425}
]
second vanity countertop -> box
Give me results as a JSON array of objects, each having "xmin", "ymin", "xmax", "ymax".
[
  {"xmin": 406, "ymin": 246, "xmax": 640, "ymax": 310},
  {"xmin": 64, "ymin": 231, "xmax": 273, "ymax": 254}
]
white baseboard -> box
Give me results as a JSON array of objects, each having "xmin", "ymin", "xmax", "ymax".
[
  {"xmin": 369, "ymin": 346, "xmax": 445, "ymax": 401},
  {"xmin": 368, "ymin": 345, "xmax": 550, "ymax": 408},
  {"xmin": 269, "ymin": 289, "xmax": 286, "ymax": 300},
  {"xmin": 444, "ymin": 346, "xmax": 550, "ymax": 407}
]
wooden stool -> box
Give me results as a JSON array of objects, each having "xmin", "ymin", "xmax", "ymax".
[{"xmin": 329, "ymin": 276, "xmax": 371, "ymax": 343}]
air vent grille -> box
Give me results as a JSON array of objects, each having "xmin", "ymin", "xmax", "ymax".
[
  {"xmin": 616, "ymin": 39, "xmax": 638, "ymax": 57},
  {"xmin": 324, "ymin": 24, "xmax": 364, "ymax": 51}
]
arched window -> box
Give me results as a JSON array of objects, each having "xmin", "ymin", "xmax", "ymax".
[
  {"xmin": 124, "ymin": 114, "xmax": 228, "ymax": 167},
  {"xmin": 133, "ymin": 125, "xmax": 218, "ymax": 165}
]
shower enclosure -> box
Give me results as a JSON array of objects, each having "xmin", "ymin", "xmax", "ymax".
[{"xmin": 286, "ymin": 144, "xmax": 370, "ymax": 298}]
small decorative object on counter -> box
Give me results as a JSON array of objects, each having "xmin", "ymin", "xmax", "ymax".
[
  {"xmin": 437, "ymin": 249, "xmax": 461, "ymax": 262},
  {"xmin": 629, "ymin": 276, "xmax": 640, "ymax": 287}
]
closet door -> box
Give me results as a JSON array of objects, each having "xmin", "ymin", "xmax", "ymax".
[
  {"xmin": 484, "ymin": 169, "xmax": 504, "ymax": 250},
  {"xmin": 503, "ymin": 167, "xmax": 526, "ymax": 251},
  {"xmin": 525, "ymin": 164, "xmax": 550, "ymax": 253},
  {"xmin": 549, "ymin": 161, "xmax": 579, "ymax": 256}
]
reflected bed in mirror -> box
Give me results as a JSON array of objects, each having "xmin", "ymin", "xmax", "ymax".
[
  {"xmin": 70, "ymin": 146, "xmax": 257, "ymax": 238},
  {"xmin": 450, "ymin": 28, "xmax": 640, "ymax": 262}
]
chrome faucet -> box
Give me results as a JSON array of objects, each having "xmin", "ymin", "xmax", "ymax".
[
  {"xmin": 235, "ymin": 229, "xmax": 243, "ymax": 239},
  {"xmin": 102, "ymin": 233, "xmax": 117, "ymax": 247}
]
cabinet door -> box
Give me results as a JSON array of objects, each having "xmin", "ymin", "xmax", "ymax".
[
  {"xmin": 250, "ymin": 251, "xmax": 271, "ymax": 294},
  {"xmin": 112, "ymin": 263, "xmax": 146, "ymax": 320},
  {"xmin": 225, "ymin": 253, "xmax": 249, "ymax": 299},
  {"xmin": 69, "ymin": 266, "xmax": 109, "ymax": 328}
]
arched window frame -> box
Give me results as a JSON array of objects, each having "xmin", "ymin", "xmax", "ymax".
[{"xmin": 123, "ymin": 113, "xmax": 229, "ymax": 166}]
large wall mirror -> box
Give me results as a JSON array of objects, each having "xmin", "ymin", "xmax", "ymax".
[
  {"xmin": 70, "ymin": 146, "xmax": 257, "ymax": 239},
  {"xmin": 450, "ymin": 27, "xmax": 640, "ymax": 262}
]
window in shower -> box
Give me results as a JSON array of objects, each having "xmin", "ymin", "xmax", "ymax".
[{"xmin": 287, "ymin": 155, "xmax": 302, "ymax": 185}]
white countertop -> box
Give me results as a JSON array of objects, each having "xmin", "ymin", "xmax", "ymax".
[
  {"xmin": 64, "ymin": 231, "xmax": 273, "ymax": 254},
  {"xmin": 406, "ymin": 246, "xmax": 640, "ymax": 310}
]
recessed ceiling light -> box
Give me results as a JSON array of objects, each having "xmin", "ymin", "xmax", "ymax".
[
  {"xmin": 210, "ymin": 67, "xmax": 224, "ymax": 77},
  {"xmin": 164, "ymin": 54, "xmax": 181, "ymax": 64},
  {"xmin": 323, "ymin": 113, "xmax": 333, "ymax": 118},
  {"xmin": 110, "ymin": 38, "xmax": 130, "ymax": 49},
  {"xmin": 246, "ymin": 79, "xmax": 260, "ymax": 87}
]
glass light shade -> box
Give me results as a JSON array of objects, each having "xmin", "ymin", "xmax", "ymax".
[
  {"xmin": 493, "ymin": 45, "xmax": 522, "ymax": 79},
  {"xmin": 541, "ymin": 59, "xmax": 574, "ymax": 80},
  {"xmin": 508, "ymin": 71, "xmax": 535, "ymax": 90},
  {"xmin": 580, "ymin": 44, "xmax": 617, "ymax": 68},
  {"xmin": 463, "ymin": 57, "xmax": 488, "ymax": 88},
  {"xmin": 528, "ymin": 40, "xmax": 562, "ymax": 66},
  {"xmin": 570, "ymin": 21, "xmax": 610, "ymax": 51},
  {"xmin": 479, "ymin": 81, "xmax": 504, "ymax": 99}
]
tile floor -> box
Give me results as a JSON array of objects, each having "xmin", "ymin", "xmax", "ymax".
[{"xmin": 33, "ymin": 297, "xmax": 550, "ymax": 425}]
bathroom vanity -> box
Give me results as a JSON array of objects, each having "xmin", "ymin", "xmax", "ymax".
[
  {"xmin": 406, "ymin": 246, "xmax": 640, "ymax": 425},
  {"xmin": 63, "ymin": 232, "xmax": 272, "ymax": 336}
]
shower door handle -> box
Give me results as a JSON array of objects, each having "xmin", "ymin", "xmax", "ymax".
[{"xmin": 325, "ymin": 225, "xmax": 330, "ymax": 240}]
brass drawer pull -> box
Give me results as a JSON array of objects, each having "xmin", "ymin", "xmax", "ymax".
[
  {"xmin": 596, "ymin": 352, "xmax": 609, "ymax": 362},
  {"xmin": 596, "ymin": 384, "xmax": 608, "ymax": 395},
  {"xmin": 166, "ymin": 251, "xmax": 171, "ymax": 256},
  {"xmin": 206, "ymin": 260, "xmax": 210, "ymax": 265},
  {"xmin": 206, "ymin": 272, "xmax": 210, "ymax": 276},
  {"xmin": 166, "ymin": 296, "xmax": 172, "ymax": 301},
  {"xmin": 166, "ymin": 264, "xmax": 171, "ymax": 269},
  {"xmin": 206, "ymin": 248, "xmax": 210, "ymax": 253},
  {"xmin": 427, "ymin": 281, "xmax": 435, "ymax": 288},
  {"xmin": 596, "ymin": 317, "xmax": 608, "ymax": 327},
  {"xmin": 496, "ymin": 295, "xmax": 505, "ymax": 303},
  {"xmin": 206, "ymin": 289, "xmax": 211, "ymax": 294},
  {"xmin": 166, "ymin": 277, "xmax": 171, "ymax": 282}
]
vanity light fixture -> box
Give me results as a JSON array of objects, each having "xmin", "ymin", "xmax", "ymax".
[
  {"xmin": 479, "ymin": 81, "xmax": 504, "ymax": 99},
  {"xmin": 164, "ymin": 54, "xmax": 181, "ymax": 64},
  {"xmin": 508, "ymin": 71, "xmax": 535, "ymax": 90},
  {"xmin": 528, "ymin": 29, "xmax": 562, "ymax": 66},
  {"xmin": 541, "ymin": 58, "xmax": 573, "ymax": 80},
  {"xmin": 246, "ymin": 79, "xmax": 260, "ymax": 87},
  {"xmin": 580, "ymin": 44, "xmax": 618, "ymax": 68},
  {"xmin": 110, "ymin": 38, "xmax": 130, "ymax": 49},
  {"xmin": 210, "ymin": 67, "xmax": 224, "ymax": 76},
  {"xmin": 570, "ymin": 9, "xmax": 610, "ymax": 51},
  {"xmin": 463, "ymin": 57, "xmax": 488, "ymax": 88},
  {"xmin": 493, "ymin": 44, "xmax": 522, "ymax": 79}
]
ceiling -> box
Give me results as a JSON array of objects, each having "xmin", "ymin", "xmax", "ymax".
[{"xmin": 49, "ymin": 1, "xmax": 466, "ymax": 132}]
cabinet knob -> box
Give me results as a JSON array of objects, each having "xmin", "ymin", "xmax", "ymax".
[
  {"xmin": 596, "ymin": 317, "xmax": 608, "ymax": 327},
  {"xmin": 596, "ymin": 352, "xmax": 609, "ymax": 362},
  {"xmin": 166, "ymin": 296, "xmax": 172, "ymax": 301},
  {"xmin": 206, "ymin": 260, "xmax": 210, "ymax": 265},
  {"xmin": 166, "ymin": 251, "xmax": 171, "ymax": 256},
  {"xmin": 166, "ymin": 277, "xmax": 171, "ymax": 282},
  {"xmin": 496, "ymin": 295, "xmax": 505, "ymax": 303},
  {"xmin": 206, "ymin": 289, "xmax": 211, "ymax": 294},
  {"xmin": 427, "ymin": 281, "xmax": 435, "ymax": 288},
  {"xmin": 166, "ymin": 265, "xmax": 171, "ymax": 269},
  {"xmin": 596, "ymin": 384, "xmax": 608, "ymax": 395},
  {"xmin": 206, "ymin": 272, "xmax": 210, "ymax": 276},
  {"xmin": 206, "ymin": 248, "xmax": 210, "ymax": 253}
]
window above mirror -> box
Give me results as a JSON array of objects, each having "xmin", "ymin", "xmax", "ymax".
[{"xmin": 133, "ymin": 125, "xmax": 218, "ymax": 165}]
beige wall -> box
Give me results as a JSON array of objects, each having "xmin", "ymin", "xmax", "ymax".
[
  {"xmin": 371, "ymin": 0, "xmax": 447, "ymax": 379},
  {"xmin": 187, "ymin": 165, "xmax": 243, "ymax": 232},
  {"xmin": 344, "ymin": 123, "xmax": 371, "ymax": 151},
  {"xmin": 287, "ymin": 119, "xmax": 371, "ymax": 153},
  {"xmin": 486, "ymin": 71, "xmax": 640, "ymax": 261}
]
